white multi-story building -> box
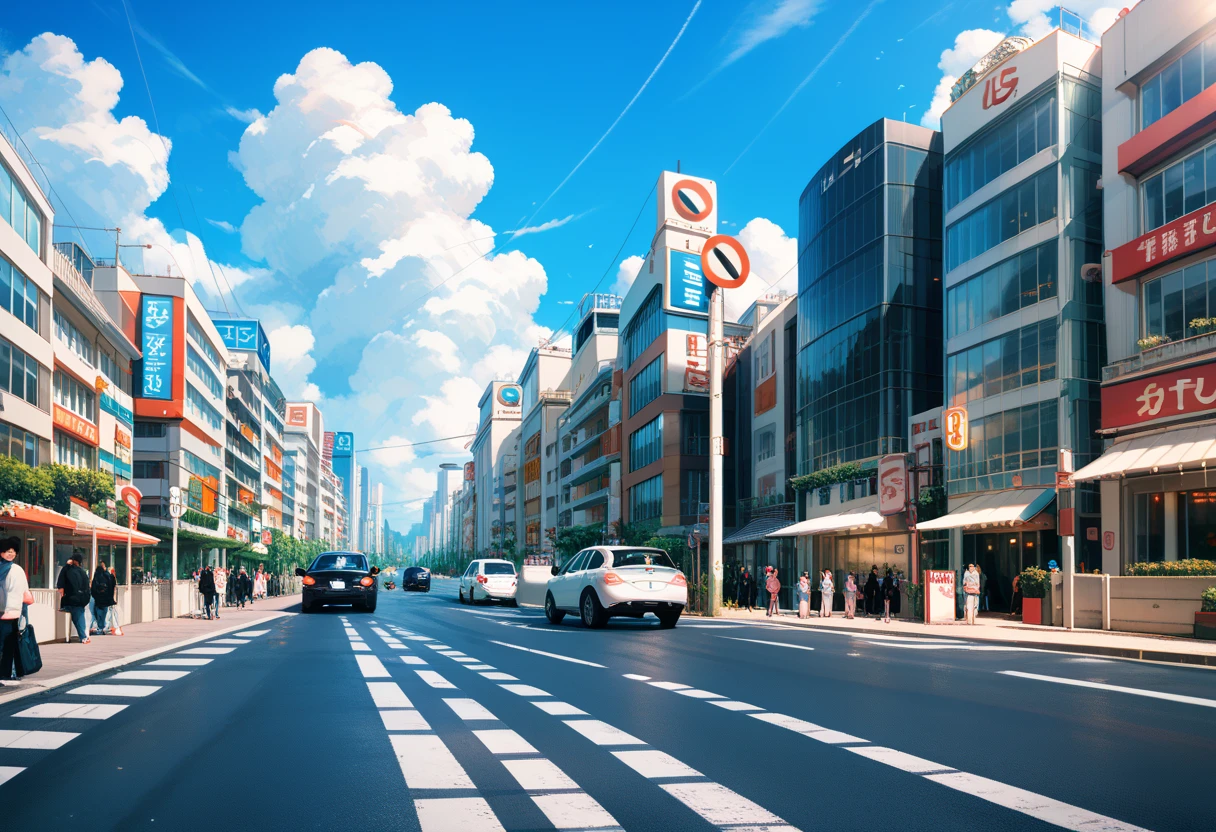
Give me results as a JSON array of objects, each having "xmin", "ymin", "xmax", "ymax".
[
  {"xmin": 471, "ymin": 379, "xmax": 524, "ymax": 555},
  {"xmin": 516, "ymin": 344, "xmax": 572, "ymax": 556},
  {"xmin": 284, "ymin": 401, "xmax": 324, "ymax": 540}
]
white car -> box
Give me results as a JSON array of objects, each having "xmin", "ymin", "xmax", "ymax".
[
  {"xmin": 458, "ymin": 559, "xmax": 518, "ymax": 606},
  {"xmin": 544, "ymin": 546, "xmax": 686, "ymax": 629}
]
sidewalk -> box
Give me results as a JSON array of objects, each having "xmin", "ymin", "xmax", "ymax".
[
  {"xmin": 711, "ymin": 606, "xmax": 1216, "ymax": 667},
  {"xmin": 1, "ymin": 595, "xmax": 302, "ymax": 705}
]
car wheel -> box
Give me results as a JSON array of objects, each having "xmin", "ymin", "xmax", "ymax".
[
  {"xmin": 364, "ymin": 598, "xmax": 377, "ymax": 613},
  {"xmin": 300, "ymin": 600, "xmax": 313, "ymax": 614},
  {"xmin": 544, "ymin": 592, "xmax": 565, "ymax": 624},
  {"xmin": 458, "ymin": 588, "xmax": 465, "ymax": 604},
  {"xmin": 657, "ymin": 608, "xmax": 682, "ymax": 629},
  {"xmin": 580, "ymin": 589, "xmax": 607, "ymax": 629},
  {"xmin": 507, "ymin": 599, "xmax": 518, "ymax": 608}
]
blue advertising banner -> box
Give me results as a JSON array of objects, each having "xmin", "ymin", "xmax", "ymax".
[
  {"xmin": 668, "ymin": 250, "xmax": 709, "ymax": 314},
  {"xmin": 100, "ymin": 394, "xmax": 134, "ymax": 427},
  {"xmin": 334, "ymin": 431, "xmax": 354, "ymax": 458},
  {"xmin": 140, "ymin": 296, "xmax": 174, "ymax": 401},
  {"xmin": 212, "ymin": 318, "xmax": 271, "ymax": 372}
]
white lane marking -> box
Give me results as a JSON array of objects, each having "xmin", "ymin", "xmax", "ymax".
[
  {"xmin": 751, "ymin": 712, "xmax": 823, "ymax": 733},
  {"xmin": 867, "ymin": 642, "xmax": 1034, "ymax": 652},
  {"xmin": 68, "ymin": 684, "xmax": 160, "ymax": 697},
  {"xmin": 388, "ymin": 644, "xmax": 408, "ymax": 650},
  {"xmin": 425, "ymin": 644, "xmax": 452, "ymax": 650},
  {"xmin": 110, "ymin": 670, "xmax": 190, "ymax": 681},
  {"xmin": 14, "ymin": 703, "xmax": 127, "ymax": 720},
  {"xmin": 207, "ymin": 638, "xmax": 250, "ymax": 645},
  {"xmin": 533, "ymin": 701, "xmax": 588, "ymax": 716},
  {"xmin": 648, "ymin": 681, "xmax": 691, "ymax": 691},
  {"xmin": 402, "ymin": 656, "xmax": 428, "ymax": 665},
  {"xmin": 356, "ymin": 656, "xmax": 390, "ymax": 679},
  {"xmin": 847, "ymin": 746, "xmax": 952, "ymax": 773},
  {"xmin": 465, "ymin": 664, "xmax": 495, "ymax": 670},
  {"xmin": 351, "ymin": 642, "xmax": 372, "ymax": 652},
  {"xmin": 444, "ymin": 699, "xmax": 497, "ymax": 721},
  {"xmin": 390, "ymin": 734, "xmax": 474, "ymax": 789},
  {"xmin": 676, "ymin": 689, "xmax": 724, "ymax": 700},
  {"xmin": 925, "ymin": 771, "xmax": 1150, "ymax": 832},
  {"xmin": 416, "ymin": 670, "xmax": 457, "ymax": 689},
  {"xmin": 530, "ymin": 793, "xmax": 621, "ymax": 830},
  {"xmin": 622, "ymin": 673, "xmax": 651, "ymax": 681},
  {"xmin": 234, "ymin": 629, "xmax": 269, "ymax": 637},
  {"xmin": 501, "ymin": 758, "xmax": 578, "ymax": 790},
  {"xmin": 718, "ymin": 636, "xmax": 815, "ymax": 652},
  {"xmin": 0, "ymin": 729, "xmax": 79, "ymax": 749},
  {"xmin": 146, "ymin": 658, "xmax": 212, "ymax": 666},
  {"xmin": 480, "ymin": 672, "xmax": 518, "ymax": 682},
  {"xmin": 0, "ymin": 767, "xmax": 23, "ymax": 786},
  {"xmin": 406, "ymin": 636, "xmax": 433, "ymax": 641},
  {"xmin": 380, "ymin": 710, "xmax": 431, "ymax": 731},
  {"xmin": 488, "ymin": 639, "xmax": 607, "ymax": 668},
  {"xmin": 999, "ymin": 670, "xmax": 1216, "ymax": 709},
  {"xmin": 661, "ymin": 782, "xmax": 795, "ymax": 829},
  {"xmin": 612, "ymin": 749, "xmax": 702, "ymax": 778},
  {"xmin": 564, "ymin": 720, "xmax": 644, "ymax": 746},
  {"xmin": 367, "ymin": 682, "xmax": 412, "ymax": 709},
  {"xmin": 439, "ymin": 651, "xmax": 466, "ymax": 657},
  {"xmin": 473, "ymin": 729, "xmax": 537, "ymax": 755},
  {"xmin": 804, "ymin": 728, "xmax": 869, "ymax": 744},
  {"xmin": 344, "ymin": 628, "xmax": 359, "ymax": 637},
  {"xmin": 711, "ymin": 701, "xmax": 762, "ymax": 712},
  {"xmin": 499, "ymin": 684, "xmax": 549, "ymax": 697},
  {"xmin": 414, "ymin": 798, "xmax": 505, "ymax": 832},
  {"xmin": 178, "ymin": 647, "xmax": 234, "ymax": 655},
  {"xmin": 679, "ymin": 624, "xmax": 745, "ymax": 629},
  {"xmin": 371, "ymin": 628, "xmax": 391, "ymax": 636},
  {"xmin": 450, "ymin": 657, "xmax": 479, "ymax": 663}
]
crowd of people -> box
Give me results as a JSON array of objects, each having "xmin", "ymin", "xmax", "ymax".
[
  {"xmin": 190, "ymin": 563, "xmax": 287, "ymax": 619},
  {"xmin": 735, "ymin": 563, "xmax": 905, "ymax": 622}
]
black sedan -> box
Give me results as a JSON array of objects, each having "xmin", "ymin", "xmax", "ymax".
[
  {"xmin": 401, "ymin": 566, "xmax": 431, "ymax": 592},
  {"xmin": 297, "ymin": 552, "xmax": 379, "ymax": 613}
]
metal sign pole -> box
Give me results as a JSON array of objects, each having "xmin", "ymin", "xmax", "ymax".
[{"xmin": 708, "ymin": 285, "xmax": 724, "ymax": 617}]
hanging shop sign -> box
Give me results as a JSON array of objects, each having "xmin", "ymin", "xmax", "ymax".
[
  {"xmin": 943, "ymin": 406, "xmax": 969, "ymax": 451},
  {"xmin": 878, "ymin": 454, "xmax": 908, "ymax": 516},
  {"xmin": 667, "ymin": 250, "xmax": 709, "ymax": 314},
  {"xmin": 139, "ymin": 295, "xmax": 174, "ymax": 401}
]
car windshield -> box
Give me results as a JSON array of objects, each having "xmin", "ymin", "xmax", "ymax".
[
  {"xmin": 483, "ymin": 562, "xmax": 516, "ymax": 575},
  {"xmin": 610, "ymin": 549, "xmax": 677, "ymax": 569},
  {"xmin": 310, "ymin": 554, "xmax": 368, "ymax": 572}
]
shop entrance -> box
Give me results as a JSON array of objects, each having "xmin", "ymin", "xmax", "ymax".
[{"xmin": 963, "ymin": 531, "xmax": 1057, "ymax": 615}]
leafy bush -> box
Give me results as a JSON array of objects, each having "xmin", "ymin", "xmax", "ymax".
[
  {"xmin": 789, "ymin": 462, "xmax": 865, "ymax": 493},
  {"xmin": 554, "ymin": 524, "xmax": 605, "ymax": 558},
  {"xmin": 0, "ymin": 455, "xmax": 54, "ymax": 506},
  {"xmin": 1019, "ymin": 566, "xmax": 1049, "ymax": 599},
  {"xmin": 1201, "ymin": 587, "xmax": 1216, "ymax": 613},
  {"xmin": 1126, "ymin": 559, "xmax": 1216, "ymax": 577}
]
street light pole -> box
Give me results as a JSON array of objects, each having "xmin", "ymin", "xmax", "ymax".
[{"xmin": 708, "ymin": 285, "xmax": 724, "ymax": 617}]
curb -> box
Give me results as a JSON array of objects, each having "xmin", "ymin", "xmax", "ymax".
[{"xmin": 0, "ymin": 611, "xmax": 292, "ymax": 706}]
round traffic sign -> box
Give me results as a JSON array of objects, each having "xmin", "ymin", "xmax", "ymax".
[
  {"xmin": 671, "ymin": 179, "xmax": 713, "ymax": 223},
  {"xmin": 169, "ymin": 503, "xmax": 185, "ymax": 519},
  {"xmin": 700, "ymin": 234, "xmax": 751, "ymax": 289}
]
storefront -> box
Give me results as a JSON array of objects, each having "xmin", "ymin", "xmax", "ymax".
[{"xmin": 722, "ymin": 515, "xmax": 796, "ymax": 608}]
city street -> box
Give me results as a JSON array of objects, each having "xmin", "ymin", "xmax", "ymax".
[{"xmin": 0, "ymin": 581, "xmax": 1211, "ymax": 831}]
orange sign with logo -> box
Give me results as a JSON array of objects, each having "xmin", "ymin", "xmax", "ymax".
[
  {"xmin": 114, "ymin": 425, "xmax": 132, "ymax": 448},
  {"xmin": 943, "ymin": 406, "xmax": 969, "ymax": 452},
  {"xmin": 286, "ymin": 406, "xmax": 308, "ymax": 426},
  {"xmin": 982, "ymin": 66, "xmax": 1018, "ymax": 109},
  {"xmin": 54, "ymin": 405, "xmax": 99, "ymax": 445}
]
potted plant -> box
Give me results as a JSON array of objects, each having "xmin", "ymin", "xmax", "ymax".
[
  {"xmin": 1019, "ymin": 566, "xmax": 1048, "ymax": 625},
  {"xmin": 1136, "ymin": 334, "xmax": 1171, "ymax": 351},
  {"xmin": 1197, "ymin": 587, "xmax": 1216, "ymax": 640}
]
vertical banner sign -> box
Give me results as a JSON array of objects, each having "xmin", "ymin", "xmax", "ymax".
[
  {"xmin": 943, "ymin": 406, "xmax": 969, "ymax": 452},
  {"xmin": 924, "ymin": 570, "xmax": 956, "ymax": 624},
  {"xmin": 667, "ymin": 250, "xmax": 709, "ymax": 314},
  {"xmin": 323, "ymin": 431, "xmax": 335, "ymax": 463},
  {"xmin": 140, "ymin": 296, "xmax": 174, "ymax": 400},
  {"xmin": 118, "ymin": 483, "xmax": 142, "ymax": 532},
  {"xmin": 878, "ymin": 454, "xmax": 908, "ymax": 516},
  {"xmin": 464, "ymin": 462, "xmax": 475, "ymax": 482}
]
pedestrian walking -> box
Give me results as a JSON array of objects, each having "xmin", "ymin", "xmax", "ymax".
[
  {"xmin": 863, "ymin": 566, "xmax": 880, "ymax": 616},
  {"xmin": 91, "ymin": 562, "xmax": 117, "ymax": 635},
  {"xmin": 741, "ymin": 568, "xmax": 756, "ymax": 612},
  {"xmin": 1, "ymin": 536, "xmax": 35, "ymax": 685},
  {"xmin": 254, "ymin": 565, "xmax": 267, "ymax": 601},
  {"xmin": 797, "ymin": 573, "xmax": 810, "ymax": 619},
  {"xmin": 214, "ymin": 566, "xmax": 228, "ymax": 611},
  {"xmin": 235, "ymin": 566, "xmax": 253, "ymax": 608},
  {"xmin": 56, "ymin": 555, "xmax": 92, "ymax": 644},
  {"xmin": 844, "ymin": 571, "xmax": 858, "ymax": 619},
  {"xmin": 765, "ymin": 568, "xmax": 780, "ymax": 617},
  {"xmin": 199, "ymin": 565, "xmax": 218, "ymax": 620},
  {"xmin": 963, "ymin": 563, "xmax": 980, "ymax": 625},
  {"xmin": 1010, "ymin": 573, "xmax": 1023, "ymax": 617},
  {"xmin": 881, "ymin": 568, "xmax": 896, "ymax": 623}
]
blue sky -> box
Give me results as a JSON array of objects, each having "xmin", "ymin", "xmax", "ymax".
[{"xmin": 0, "ymin": 1, "xmax": 1115, "ymax": 525}]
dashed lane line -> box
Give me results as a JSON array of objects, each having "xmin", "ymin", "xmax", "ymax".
[
  {"xmin": 355, "ymin": 656, "xmax": 390, "ymax": 679},
  {"xmin": 444, "ymin": 699, "xmax": 497, "ymax": 721},
  {"xmin": 415, "ymin": 670, "xmax": 457, "ymax": 689},
  {"xmin": 146, "ymin": 658, "xmax": 212, "ymax": 667},
  {"xmin": 717, "ymin": 636, "xmax": 815, "ymax": 652},
  {"xmin": 487, "ymin": 639, "xmax": 608, "ymax": 668}
]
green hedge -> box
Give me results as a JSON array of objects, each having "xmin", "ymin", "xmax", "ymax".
[
  {"xmin": 1202, "ymin": 587, "xmax": 1216, "ymax": 613},
  {"xmin": 1126, "ymin": 559, "xmax": 1216, "ymax": 577},
  {"xmin": 789, "ymin": 462, "xmax": 865, "ymax": 493}
]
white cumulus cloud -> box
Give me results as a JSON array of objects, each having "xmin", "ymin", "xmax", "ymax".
[
  {"xmin": 612, "ymin": 255, "xmax": 645, "ymax": 297},
  {"xmin": 727, "ymin": 217, "xmax": 797, "ymax": 322}
]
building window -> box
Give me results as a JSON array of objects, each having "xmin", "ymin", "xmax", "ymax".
[
  {"xmin": 134, "ymin": 421, "xmax": 167, "ymax": 438},
  {"xmin": 133, "ymin": 460, "xmax": 167, "ymax": 479},
  {"xmin": 1140, "ymin": 33, "xmax": 1216, "ymax": 130},
  {"xmin": 629, "ymin": 415, "xmax": 663, "ymax": 472},
  {"xmin": 629, "ymin": 474, "xmax": 663, "ymax": 522},
  {"xmin": 621, "ymin": 287, "xmax": 662, "ymax": 369},
  {"xmin": 1134, "ymin": 492, "xmax": 1165, "ymax": 563},
  {"xmin": 186, "ymin": 314, "xmax": 221, "ymax": 368},
  {"xmin": 628, "ymin": 355, "xmax": 662, "ymax": 416},
  {"xmin": 682, "ymin": 411, "xmax": 709, "ymax": 455},
  {"xmin": 98, "ymin": 351, "xmax": 129, "ymax": 394},
  {"xmin": 1, "ymin": 257, "xmax": 42, "ymax": 334},
  {"xmin": 946, "ymin": 240, "xmax": 1058, "ymax": 337},
  {"xmin": 53, "ymin": 310, "xmax": 95, "ymax": 366},
  {"xmin": 946, "ymin": 399, "xmax": 1058, "ymax": 484},
  {"xmin": 946, "ymin": 91, "xmax": 1056, "ymax": 209},
  {"xmin": 1142, "ymin": 139, "xmax": 1216, "ymax": 232},
  {"xmin": 187, "ymin": 345, "xmax": 224, "ymax": 400},
  {"xmin": 0, "ymin": 161, "xmax": 43, "ymax": 256},
  {"xmin": 1142, "ymin": 254, "xmax": 1216, "ymax": 342},
  {"xmin": 818, "ymin": 486, "xmax": 831, "ymax": 506},
  {"xmin": 55, "ymin": 431, "xmax": 95, "ymax": 469},
  {"xmin": 54, "ymin": 370, "xmax": 96, "ymax": 421},
  {"xmin": 680, "ymin": 469, "xmax": 708, "ymax": 518},
  {"xmin": 185, "ymin": 383, "xmax": 223, "ymax": 431},
  {"xmin": 946, "ymin": 166, "xmax": 1058, "ymax": 272},
  {"xmin": 1178, "ymin": 490, "xmax": 1216, "ymax": 560},
  {"xmin": 0, "ymin": 420, "xmax": 38, "ymax": 466},
  {"xmin": 0, "ymin": 336, "xmax": 42, "ymax": 408},
  {"xmin": 755, "ymin": 425, "xmax": 776, "ymax": 462},
  {"xmin": 946, "ymin": 320, "xmax": 1057, "ymax": 406},
  {"xmin": 755, "ymin": 330, "xmax": 775, "ymax": 380}
]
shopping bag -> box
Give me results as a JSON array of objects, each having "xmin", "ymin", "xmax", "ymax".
[{"xmin": 16, "ymin": 604, "xmax": 42, "ymax": 676}]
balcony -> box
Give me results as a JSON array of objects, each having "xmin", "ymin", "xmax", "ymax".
[
  {"xmin": 566, "ymin": 450, "xmax": 617, "ymax": 488},
  {"xmin": 1103, "ymin": 331, "xmax": 1216, "ymax": 383},
  {"xmin": 567, "ymin": 485, "xmax": 610, "ymax": 513}
]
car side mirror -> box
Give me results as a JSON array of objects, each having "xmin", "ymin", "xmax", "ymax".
[
  {"xmin": 294, "ymin": 567, "xmax": 306, "ymax": 577},
  {"xmin": 550, "ymin": 565, "xmax": 560, "ymax": 576},
  {"xmin": 370, "ymin": 566, "xmax": 380, "ymax": 576}
]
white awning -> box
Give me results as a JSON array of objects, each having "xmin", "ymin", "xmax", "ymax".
[
  {"xmin": 1073, "ymin": 425, "xmax": 1216, "ymax": 482},
  {"xmin": 916, "ymin": 488, "xmax": 1055, "ymax": 531},
  {"xmin": 766, "ymin": 511, "xmax": 886, "ymax": 538}
]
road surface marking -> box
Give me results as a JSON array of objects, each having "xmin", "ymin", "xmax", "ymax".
[
  {"xmin": 178, "ymin": 647, "xmax": 234, "ymax": 655},
  {"xmin": 425, "ymin": 643, "xmax": 452, "ymax": 650},
  {"xmin": 498, "ymin": 757, "xmax": 579, "ymax": 790},
  {"xmin": 355, "ymin": 656, "xmax": 390, "ymax": 678},
  {"xmin": 0, "ymin": 730, "xmax": 79, "ymax": 750},
  {"xmin": 367, "ymin": 682, "xmax": 412, "ymax": 708},
  {"xmin": 207, "ymin": 638, "xmax": 249, "ymax": 645},
  {"xmin": 68, "ymin": 684, "xmax": 160, "ymax": 697},
  {"xmin": 999, "ymin": 670, "xmax": 1216, "ymax": 709},
  {"xmin": 488, "ymin": 639, "xmax": 608, "ymax": 668},
  {"xmin": 718, "ymin": 636, "xmax": 815, "ymax": 651},
  {"xmin": 405, "ymin": 636, "xmax": 433, "ymax": 641},
  {"xmin": 390, "ymin": 734, "xmax": 474, "ymax": 789},
  {"xmin": 866, "ymin": 642, "xmax": 1033, "ymax": 652},
  {"xmin": 711, "ymin": 701, "xmax": 762, "ymax": 712},
  {"xmin": 563, "ymin": 720, "xmax": 644, "ymax": 746},
  {"xmin": 924, "ymin": 771, "xmax": 1150, "ymax": 832},
  {"xmin": 380, "ymin": 710, "xmax": 431, "ymax": 731},
  {"xmin": 444, "ymin": 699, "xmax": 497, "ymax": 721},
  {"xmin": 465, "ymin": 664, "xmax": 495, "ymax": 670},
  {"xmin": 622, "ymin": 673, "xmax": 651, "ymax": 681},
  {"xmin": 648, "ymin": 681, "xmax": 691, "ymax": 691},
  {"xmin": 499, "ymin": 684, "xmax": 549, "ymax": 697},
  {"xmin": 533, "ymin": 701, "xmax": 587, "ymax": 716},
  {"xmin": 660, "ymin": 782, "xmax": 796, "ymax": 830},
  {"xmin": 530, "ymin": 793, "xmax": 621, "ymax": 830},
  {"xmin": 479, "ymin": 672, "xmax": 518, "ymax": 681},
  {"xmin": 439, "ymin": 650, "xmax": 466, "ymax": 656},
  {"xmin": 344, "ymin": 628, "xmax": 359, "ymax": 637},
  {"xmin": 450, "ymin": 657, "xmax": 479, "ymax": 663},
  {"xmin": 0, "ymin": 767, "xmax": 23, "ymax": 786},
  {"xmin": 14, "ymin": 703, "xmax": 127, "ymax": 720},
  {"xmin": 414, "ymin": 798, "xmax": 505, "ymax": 832},
  {"xmin": 472, "ymin": 729, "xmax": 537, "ymax": 755},
  {"xmin": 803, "ymin": 728, "xmax": 869, "ymax": 744},
  {"xmin": 676, "ymin": 689, "xmax": 724, "ymax": 699},
  {"xmin": 233, "ymin": 629, "xmax": 269, "ymax": 637},
  {"xmin": 351, "ymin": 642, "xmax": 372, "ymax": 652},
  {"xmin": 402, "ymin": 656, "xmax": 428, "ymax": 665},
  {"xmin": 612, "ymin": 749, "xmax": 702, "ymax": 779},
  {"xmin": 388, "ymin": 644, "xmax": 408, "ymax": 650},
  {"xmin": 751, "ymin": 712, "xmax": 824, "ymax": 733},
  {"xmin": 146, "ymin": 658, "xmax": 212, "ymax": 666},
  {"xmin": 416, "ymin": 670, "xmax": 457, "ymax": 689},
  {"xmin": 372, "ymin": 627, "xmax": 391, "ymax": 636},
  {"xmin": 847, "ymin": 746, "xmax": 953, "ymax": 773},
  {"xmin": 110, "ymin": 670, "xmax": 190, "ymax": 681}
]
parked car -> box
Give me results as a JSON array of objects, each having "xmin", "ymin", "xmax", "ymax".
[
  {"xmin": 458, "ymin": 559, "xmax": 518, "ymax": 605},
  {"xmin": 545, "ymin": 546, "xmax": 685, "ymax": 629},
  {"xmin": 402, "ymin": 566, "xmax": 431, "ymax": 592},
  {"xmin": 297, "ymin": 552, "xmax": 379, "ymax": 613}
]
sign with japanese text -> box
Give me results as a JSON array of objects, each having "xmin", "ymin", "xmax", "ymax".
[
  {"xmin": 683, "ymin": 333, "xmax": 709, "ymax": 394},
  {"xmin": 1101, "ymin": 363, "xmax": 1216, "ymax": 429},
  {"xmin": 1112, "ymin": 205, "xmax": 1216, "ymax": 284},
  {"xmin": 924, "ymin": 570, "xmax": 956, "ymax": 624},
  {"xmin": 212, "ymin": 318, "xmax": 271, "ymax": 372},
  {"xmin": 53, "ymin": 405, "xmax": 99, "ymax": 445},
  {"xmin": 114, "ymin": 425, "xmax": 131, "ymax": 448},
  {"xmin": 139, "ymin": 296, "xmax": 174, "ymax": 401},
  {"xmin": 667, "ymin": 250, "xmax": 709, "ymax": 315},
  {"xmin": 878, "ymin": 454, "xmax": 907, "ymax": 516}
]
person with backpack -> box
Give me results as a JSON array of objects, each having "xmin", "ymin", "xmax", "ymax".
[
  {"xmin": 91, "ymin": 562, "xmax": 117, "ymax": 635},
  {"xmin": 1, "ymin": 536, "xmax": 35, "ymax": 685},
  {"xmin": 199, "ymin": 565, "xmax": 217, "ymax": 620},
  {"xmin": 765, "ymin": 567, "xmax": 781, "ymax": 617},
  {"xmin": 56, "ymin": 555, "xmax": 92, "ymax": 644}
]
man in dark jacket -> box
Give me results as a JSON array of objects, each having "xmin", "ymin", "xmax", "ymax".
[
  {"xmin": 91, "ymin": 562, "xmax": 117, "ymax": 634},
  {"xmin": 198, "ymin": 566, "xmax": 217, "ymax": 620},
  {"xmin": 234, "ymin": 566, "xmax": 252, "ymax": 609},
  {"xmin": 863, "ymin": 566, "xmax": 880, "ymax": 616},
  {"xmin": 56, "ymin": 555, "xmax": 92, "ymax": 644}
]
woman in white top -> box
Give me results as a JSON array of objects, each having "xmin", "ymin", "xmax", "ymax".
[
  {"xmin": 1, "ymin": 536, "xmax": 33, "ymax": 685},
  {"xmin": 963, "ymin": 563, "xmax": 981, "ymax": 625},
  {"xmin": 253, "ymin": 565, "xmax": 267, "ymax": 600},
  {"xmin": 213, "ymin": 567, "xmax": 228, "ymax": 610},
  {"xmin": 819, "ymin": 569, "xmax": 834, "ymax": 618}
]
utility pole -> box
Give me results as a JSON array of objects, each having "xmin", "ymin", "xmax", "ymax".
[{"xmin": 707, "ymin": 284, "xmax": 724, "ymax": 617}]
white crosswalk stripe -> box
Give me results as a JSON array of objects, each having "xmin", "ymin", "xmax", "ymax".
[
  {"xmin": 0, "ymin": 730, "xmax": 79, "ymax": 750},
  {"xmin": 14, "ymin": 703, "xmax": 127, "ymax": 720}
]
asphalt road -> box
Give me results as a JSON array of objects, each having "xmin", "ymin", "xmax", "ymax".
[{"xmin": 1, "ymin": 578, "xmax": 1212, "ymax": 831}]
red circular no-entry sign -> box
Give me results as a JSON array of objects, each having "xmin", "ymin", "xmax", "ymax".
[
  {"xmin": 671, "ymin": 179, "xmax": 713, "ymax": 223},
  {"xmin": 700, "ymin": 234, "xmax": 751, "ymax": 289}
]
